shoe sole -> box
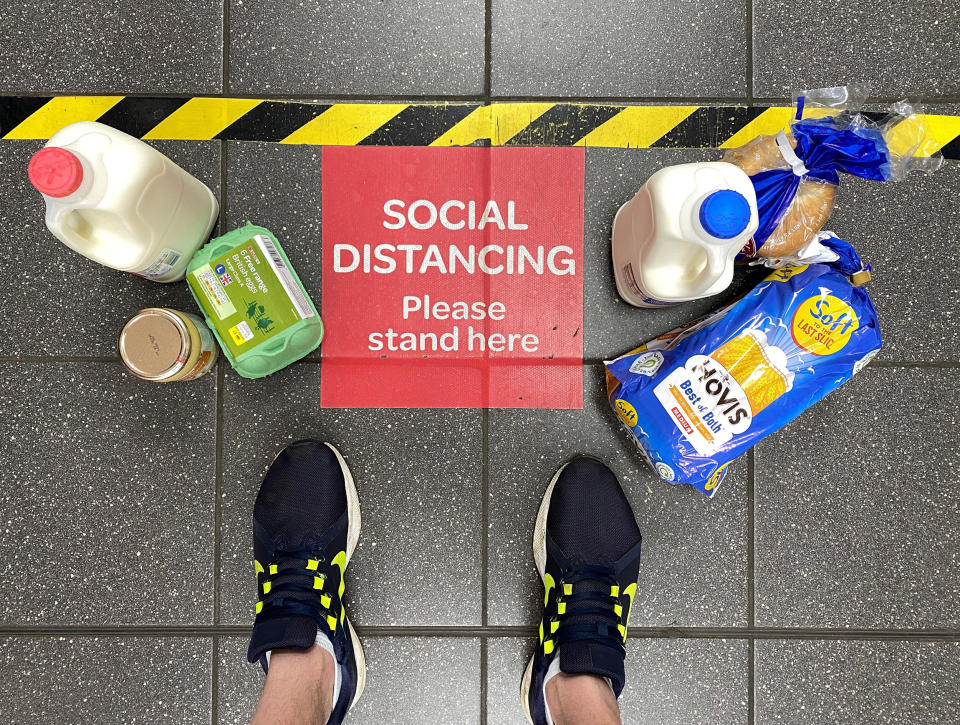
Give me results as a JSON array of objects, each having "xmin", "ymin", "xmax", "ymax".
[
  {"xmin": 520, "ymin": 460, "xmax": 568, "ymax": 725},
  {"xmin": 325, "ymin": 442, "xmax": 367, "ymax": 708}
]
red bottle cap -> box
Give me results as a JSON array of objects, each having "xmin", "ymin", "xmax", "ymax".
[{"xmin": 28, "ymin": 147, "xmax": 84, "ymax": 198}]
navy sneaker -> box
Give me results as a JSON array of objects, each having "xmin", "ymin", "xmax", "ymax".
[
  {"xmin": 247, "ymin": 440, "xmax": 365, "ymax": 723},
  {"xmin": 521, "ymin": 457, "xmax": 642, "ymax": 724}
]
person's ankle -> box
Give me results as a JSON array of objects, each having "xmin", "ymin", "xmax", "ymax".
[
  {"xmin": 261, "ymin": 645, "xmax": 335, "ymax": 720},
  {"xmin": 545, "ymin": 672, "xmax": 620, "ymax": 725}
]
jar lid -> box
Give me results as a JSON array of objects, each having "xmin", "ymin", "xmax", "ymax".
[{"xmin": 119, "ymin": 308, "xmax": 190, "ymax": 381}]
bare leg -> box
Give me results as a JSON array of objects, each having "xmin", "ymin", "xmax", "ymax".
[
  {"xmin": 545, "ymin": 673, "xmax": 622, "ymax": 725},
  {"xmin": 251, "ymin": 645, "xmax": 335, "ymax": 725}
]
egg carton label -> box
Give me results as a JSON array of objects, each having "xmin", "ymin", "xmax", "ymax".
[{"xmin": 189, "ymin": 234, "xmax": 315, "ymax": 358}]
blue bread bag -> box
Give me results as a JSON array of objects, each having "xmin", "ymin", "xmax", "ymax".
[
  {"xmin": 724, "ymin": 86, "xmax": 942, "ymax": 260},
  {"xmin": 605, "ymin": 236, "xmax": 881, "ymax": 497}
]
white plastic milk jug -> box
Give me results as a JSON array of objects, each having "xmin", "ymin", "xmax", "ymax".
[
  {"xmin": 611, "ymin": 161, "xmax": 758, "ymax": 307},
  {"xmin": 28, "ymin": 121, "xmax": 219, "ymax": 282}
]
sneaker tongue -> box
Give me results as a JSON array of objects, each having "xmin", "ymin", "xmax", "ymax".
[
  {"xmin": 558, "ymin": 575, "xmax": 625, "ymax": 696},
  {"xmin": 558, "ymin": 640, "xmax": 626, "ymax": 696},
  {"xmin": 565, "ymin": 577, "xmax": 609, "ymax": 628},
  {"xmin": 247, "ymin": 614, "xmax": 318, "ymax": 667}
]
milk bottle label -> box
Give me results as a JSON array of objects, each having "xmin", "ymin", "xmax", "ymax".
[
  {"xmin": 137, "ymin": 248, "xmax": 183, "ymax": 280},
  {"xmin": 619, "ymin": 261, "xmax": 676, "ymax": 306}
]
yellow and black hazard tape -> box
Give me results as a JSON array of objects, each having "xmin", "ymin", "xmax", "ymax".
[{"xmin": 3, "ymin": 96, "xmax": 959, "ymax": 158}]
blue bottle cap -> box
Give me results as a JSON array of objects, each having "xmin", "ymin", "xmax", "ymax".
[{"xmin": 698, "ymin": 190, "xmax": 751, "ymax": 239}]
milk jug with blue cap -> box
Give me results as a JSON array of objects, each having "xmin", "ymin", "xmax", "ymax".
[
  {"xmin": 612, "ymin": 161, "xmax": 758, "ymax": 307},
  {"xmin": 28, "ymin": 121, "xmax": 219, "ymax": 282}
]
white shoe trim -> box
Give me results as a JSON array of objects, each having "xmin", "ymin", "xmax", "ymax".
[
  {"xmin": 521, "ymin": 462, "xmax": 569, "ymax": 724},
  {"xmin": 323, "ymin": 443, "xmax": 366, "ymax": 708},
  {"xmin": 314, "ymin": 631, "xmax": 341, "ymax": 706},
  {"xmin": 324, "ymin": 442, "xmax": 362, "ymax": 564},
  {"xmin": 542, "ymin": 656, "xmax": 562, "ymax": 725}
]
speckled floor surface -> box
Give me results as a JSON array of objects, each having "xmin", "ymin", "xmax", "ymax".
[{"xmin": 1, "ymin": 2, "xmax": 960, "ymax": 724}]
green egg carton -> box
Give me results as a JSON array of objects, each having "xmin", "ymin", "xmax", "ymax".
[{"xmin": 186, "ymin": 223, "xmax": 323, "ymax": 379}]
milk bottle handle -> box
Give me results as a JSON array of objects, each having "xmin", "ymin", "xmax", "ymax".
[
  {"xmin": 690, "ymin": 244, "xmax": 729, "ymax": 296},
  {"xmin": 55, "ymin": 218, "xmax": 113, "ymax": 268},
  {"xmin": 52, "ymin": 207, "xmax": 134, "ymax": 270}
]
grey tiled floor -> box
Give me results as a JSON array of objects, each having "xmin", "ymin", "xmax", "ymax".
[
  {"xmin": 491, "ymin": 1, "xmax": 748, "ymax": 97},
  {"xmin": 229, "ymin": 0, "xmax": 485, "ymax": 96},
  {"xmin": 2, "ymin": 2, "xmax": 960, "ymax": 724},
  {"xmin": 0, "ymin": 1, "xmax": 223, "ymax": 94},
  {"xmin": 753, "ymin": 1, "xmax": 960, "ymax": 98}
]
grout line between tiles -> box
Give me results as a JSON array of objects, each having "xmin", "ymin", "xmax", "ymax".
[
  {"xmin": 747, "ymin": 448, "xmax": 756, "ymax": 725},
  {"xmin": 480, "ymin": 637, "xmax": 488, "ymax": 725},
  {"xmin": 4, "ymin": 356, "xmax": 958, "ymax": 369},
  {"xmin": 482, "ymin": 409, "xmax": 490, "ymax": 627},
  {"xmin": 211, "ymin": 635, "xmax": 219, "ymax": 725},
  {"xmin": 745, "ymin": 0, "xmax": 754, "ymax": 105},
  {"xmin": 480, "ymin": 406, "xmax": 490, "ymax": 722},
  {"xmin": 222, "ymin": 0, "xmax": 230, "ymax": 95},
  {"xmin": 10, "ymin": 91, "xmax": 959, "ymax": 104},
  {"xmin": 0, "ymin": 356, "xmax": 121, "ymax": 363},
  {"xmin": 483, "ymin": 0, "xmax": 492, "ymax": 100},
  {"xmin": 1, "ymin": 91, "xmax": 759, "ymax": 103},
  {"xmin": 3, "ymin": 625, "xmax": 959, "ymax": 640},
  {"xmin": 747, "ymin": 449, "xmax": 755, "ymax": 629}
]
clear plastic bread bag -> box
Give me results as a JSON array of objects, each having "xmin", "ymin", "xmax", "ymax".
[{"xmin": 724, "ymin": 86, "xmax": 943, "ymax": 261}]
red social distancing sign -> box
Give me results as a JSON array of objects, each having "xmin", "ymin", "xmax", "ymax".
[{"xmin": 320, "ymin": 147, "xmax": 584, "ymax": 408}]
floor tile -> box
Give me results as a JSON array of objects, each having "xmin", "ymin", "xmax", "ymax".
[
  {"xmin": 0, "ymin": 636, "xmax": 211, "ymax": 724},
  {"xmin": 755, "ymin": 367, "xmax": 960, "ymax": 628},
  {"xmin": 219, "ymin": 365, "xmax": 483, "ymax": 626},
  {"xmin": 583, "ymin": 148, "xmax": 767, "ymax": 361},
  {"xmin": 485, "ymin": 637, "xmax": 531, "ymax": 725},
  {"xmin": 217, "ymin": 635, "xmax": 480, "ymax": 724},
  {"xmin": 492, "ymin": 1, "xmax": 747, "ymax": 97},
  {"xmin": 229, "ymin": 0, "xmax": 484, "ymax": 95},
  {"xmin": 0, "ymin": 362, "xmax": 216, "ymax": 624},
  {"xmin": 620, "ymin": 637, "xmax": 749, "ymax": 724},
  {"xmin": 0, "ymin": 140, "xmax": 220, "ymax": 356},
  {"xmin": 487, "ymin": 636, "xmax": 749, "ymax": 725},
  {"xmin": 0, "ymin": 1, "xmax": 222, "ymax": 94},
  {"xmin": 827, "ymin": 160, "xmax": 960, "ymax": 362},
  {"xmin": 225, "ymin": 142, "xmax": 322, "ymax": 357},
  {"xmin": 756, "ymin": 639, "xmax": 960, "ymax": 724},
  {"xmin": 487, "ymin": 365, "xmax": 748, "ymax": 627},
  {"xmin": 216, "ymin": 636, "xmax": 260, "ymax": 725},
  {"xmin": 754, "ymin": 1, "xmax": 960, "ymax": 97}
]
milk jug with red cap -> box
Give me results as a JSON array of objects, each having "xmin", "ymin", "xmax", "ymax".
[
  {"xmin": 28, "ymin": 121, "xmax": 218, "ymax": 282},
  {"xmin": 611, "ymin": 161, "xmax": 759, "ymax": 307}
]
